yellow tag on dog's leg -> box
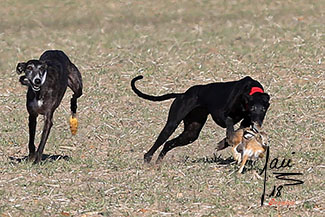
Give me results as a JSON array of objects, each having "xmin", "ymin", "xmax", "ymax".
[{"xmin": 69, "ymin": 116, "xmax": 78, "ymax": 135}]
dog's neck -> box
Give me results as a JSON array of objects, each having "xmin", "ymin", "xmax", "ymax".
[{"xmin": 34, "ymin": 89, "xmax": 42, "ymax": 100}]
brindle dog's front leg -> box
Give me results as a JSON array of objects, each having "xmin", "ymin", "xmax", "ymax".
[
  {"xmin": 34, "ymin": 112, "xmax": 53, "ymax": 164},
  {"xmin": 28, "ymin": 114, "xmax": 38, "ymax": 161}
]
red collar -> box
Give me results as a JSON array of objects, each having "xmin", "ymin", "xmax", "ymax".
[{"xmin": 249, "ymin": 87, "xmax": 264, "ymax": 95}]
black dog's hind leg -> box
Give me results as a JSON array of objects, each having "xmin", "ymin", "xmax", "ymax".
[
  {"xmin": 28, "ymin": 114, "xmax": 38, "ymax": 160},
  {"xmin": 156, "ymin": 107, "xmax": 208, "ymax": 163},
  {"xmin": 68, "ymin": 64, "xmax": 83, "ymax": 116},
  {"xmin": 34, "ymin": 112, "xmax": 54, "ymax": 163},
  {"xmin": 144, "ymin": 96, "xmax": 199, "ymax": 163}
]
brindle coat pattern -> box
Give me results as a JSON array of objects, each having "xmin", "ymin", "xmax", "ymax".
[{"xmin": 16, "ymin": 50, "xmax": 83, "ymax": 163}]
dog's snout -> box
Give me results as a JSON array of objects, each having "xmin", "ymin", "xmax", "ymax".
[{"xmin": 34, "ymin": 78, "xmax": 41, "ymax": 85}]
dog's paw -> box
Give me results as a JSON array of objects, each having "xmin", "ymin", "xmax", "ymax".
[
  {"xmin": 28, "ymin": 153, "xmax": 35, "ymax": 162},
  {"xmin": 69, "ymin": 116, "xmax": 78, "ymax": 135},
  {"xmin": 144, "ymin": 153, "xmax": 152, "ymax": 164},
  {"xmin": 33, "ymin": 155, "xmax": 42, "ymax": 164}
]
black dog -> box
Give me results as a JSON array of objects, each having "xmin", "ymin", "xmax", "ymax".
[
  {"xmin": 131, "ymin": 75, "xmax": 270, "ymax": 163},
  {"xmin": 16, "ymin": 50, "xmax": 83, "ymax": 163}
]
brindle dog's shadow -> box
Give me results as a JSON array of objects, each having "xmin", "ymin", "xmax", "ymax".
[
  {"xmin": 9, "ymin": 154, "xmax": 70, "ymax": 164},
  {"xmin": 185, "ymin": 153, "xmax": 236, "ymax": 165}
]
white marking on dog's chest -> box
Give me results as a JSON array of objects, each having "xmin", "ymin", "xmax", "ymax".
[
  {"xmin": 37, "ymin": 99, "xmax": 43, "ymax": 107},
  {"xmin": 30, "ymin": 98, "xmax": 43, "ymax": 108}
]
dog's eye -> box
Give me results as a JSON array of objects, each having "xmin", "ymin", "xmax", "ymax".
[{"xmin": 27, "ymin": 66, "xmax": 33, "ymax": 70}]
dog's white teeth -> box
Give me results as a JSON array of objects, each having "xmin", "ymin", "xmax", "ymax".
[{"xmin": 32, "ymin": 86, "xmax": 40, "ymax": 91}]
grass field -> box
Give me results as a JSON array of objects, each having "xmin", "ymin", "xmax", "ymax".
[{"xmin": 0, "ymin": 0, "xmax": 324, "ymax": 216}]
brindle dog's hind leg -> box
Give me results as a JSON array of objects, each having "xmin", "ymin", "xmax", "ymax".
[
  {"xmin": 68, "ymin": 64, "xmax": 83, "ymax": 116},
  {"xmin": 67, "ymin": 64, "xmax": 82, "ymax": 135}
]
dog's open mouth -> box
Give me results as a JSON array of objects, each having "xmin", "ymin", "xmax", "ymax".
[
  {"xmin": 31, "ymin": 85, "xmax": 41, "ymax": 91},
  {"xmin": 30, "ymin": 82, "xmax": 41, "ymax": 91}
]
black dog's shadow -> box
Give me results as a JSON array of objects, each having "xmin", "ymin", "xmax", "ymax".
[
  {"xmin": 9, "ymin": 154, "xmax": 70, "ymax": 164},
  {"xmin": 187, "ymin": 154, "xmax": 262, "ymax": 174},
  {"xmin": 185, "ymin": 153, "xmax": 236, "ymax": 165}
]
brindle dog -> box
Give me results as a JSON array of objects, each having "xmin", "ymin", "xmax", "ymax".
[{"xmin": 16, "ymin": 50, "xmax": 83, "ymax": 163}]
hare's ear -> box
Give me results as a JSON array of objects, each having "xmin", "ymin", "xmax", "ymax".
[{"xmin": 16, "ymin": 62, "xmax": 27, "ymax": 74}]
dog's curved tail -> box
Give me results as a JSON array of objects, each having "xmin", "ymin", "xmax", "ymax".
[{"xmin": 131, "ymin": 75, "xmax": 182, "ymax": 101}]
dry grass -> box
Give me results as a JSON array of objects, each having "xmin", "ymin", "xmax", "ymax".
[{"xmin": 0, "ymin": 0, "xmax": 324, "ymax": 216}]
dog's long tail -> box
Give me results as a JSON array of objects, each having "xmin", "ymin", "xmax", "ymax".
[{"xmin": 131, "ymin": 75, "xmax": 182, "ymax": 101}]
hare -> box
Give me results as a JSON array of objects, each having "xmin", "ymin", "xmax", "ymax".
[{"xmin": 228, "ymin": 127, "xmax": 268, "ymax": 174}]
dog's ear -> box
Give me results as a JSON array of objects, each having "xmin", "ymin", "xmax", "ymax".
[
  {"xmin": 19, "ymin": 75, "xmax": 29, "ymax": 86},
  {"xmin": 243, "ymin": 93, "xmax": 252, "ymax": 105},
  {"xmin": 261, "ymin": 93, "xmax": 270, "ymax": 103},
  {"xmin": 16, "ymin": 62, "xmax": 27, "ymax": 74},
  {"xmin": 241, "ymin": 79, "xmax": 253, "ymax": 103}
]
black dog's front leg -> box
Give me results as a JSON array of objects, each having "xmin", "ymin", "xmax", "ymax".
[
  {"xmin": 216, "ymin": 116, "xmax": 235, "ymax": 151},
  {"xmin": 34, "ymin": 112, "xmax": 53, "ymax": 164},
  {"xmin": 225, "ymin": 116, "xmax": 235, "ymax": 139},
  {"xmin": 28, "ymin": 114, "xmax": 38, "ymax": 161}
]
